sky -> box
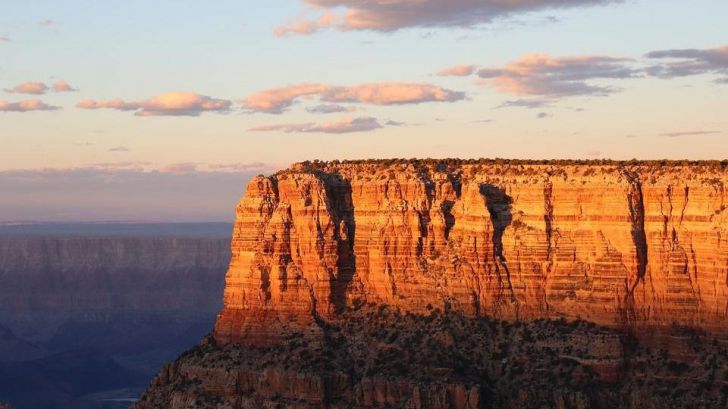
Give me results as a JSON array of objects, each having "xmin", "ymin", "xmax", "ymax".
[{"xmin": 0, "ymin": 0, "xmax": 727, "ymax": 222}]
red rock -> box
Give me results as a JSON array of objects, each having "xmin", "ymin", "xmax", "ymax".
[{"xmin": 215, "ymin": 161, "xmax": 728, "ymax": 346}]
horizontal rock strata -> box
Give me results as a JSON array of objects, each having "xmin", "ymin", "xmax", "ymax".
[{"xmin": 215, "ymin": 160, "xmax": 728, "ymax": 345}]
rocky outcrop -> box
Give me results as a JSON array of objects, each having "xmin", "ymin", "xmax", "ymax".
[
  {"xmin": 215, "ymin": 160, "xmax": 728, "ymax": 345},
  {"xmin": 137, "ymin": 159, "xmax": 728, "ymax": 409}
]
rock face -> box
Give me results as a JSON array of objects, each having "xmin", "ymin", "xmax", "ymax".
[
  {"xmin": 136, "ymin": 160, "xmax": 728, "ymax": 409},
  {"xmin": 215, "ymin": 160, "xmax": 728, "ymax": 345}
]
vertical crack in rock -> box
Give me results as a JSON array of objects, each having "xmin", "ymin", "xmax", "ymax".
[
  {"xmin": 444, "ymin": 169, "xmax": 462, "ymax": 241},
  {"xmin": 480, "ymin": 184, "xmax": 516, "ymax": 303},
  {"xmin": 679, "ymin": 186, "xmax": 690, "ymax": 227},
  {"xmin": 624, "ymin": 170, "xmax": 649, "ymax": 297},
  {"xmin": 416, "ymin": 166, "xmax": 434, "ymax": 257},
  {"xmin": 441, "ymin": 200, "xmax": 456, "ymax": 240},
  {"xmin": 544, "ymin": 179, "xmax": 555, "ymax": 265},
  {"xmin": 318, "ymin": 172, "xmax": 356, "ymax": 313}
]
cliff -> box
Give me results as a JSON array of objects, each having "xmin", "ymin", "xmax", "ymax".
[
  {"xmin": 215, "ymin": 160, "xmax": 728, "ymax": 345},
  {"xmin": 136, "ymin": 160, "xmax": 728, "ymax": 409}
]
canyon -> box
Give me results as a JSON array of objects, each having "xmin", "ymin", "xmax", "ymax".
[
  {"xmin": 134, "ymin": 159, "xmax": 728, "ymax": 408},
  {"xmin": 0, "ymin": 224, "xmax": 231, "ymax": 409}
]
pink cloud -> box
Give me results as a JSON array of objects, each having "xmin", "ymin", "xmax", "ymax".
[
  {"xmin": 476, "ymin": 53, "xmax": 638, "ymax": 97},
  {"xmin": 5, "ymin": 80, "xmax": 77, "ymax": 94},
  {"xmin": 275, "ymin": 0, "xmax": 620, "ymax": 35},
  {"xmin": 0, "ymin": 99, "xmax": 60, "ymax": 112},
  {"xmin": 51, "ymin": 80, "xmax": 77, "ymax": 92},
  {"xmin": 0, "ymin": 35, "xmax": 9, "ymax": 42},
  {"xmin": 437, "ymin": 65, "xmax": 478, "ymax": 77},
  {"xmin": 77, "ymin": 92, "xmax": 231, "ymax": 116},
  {"xmin": 244, "ymin": 83, "xmax": 465, "ymax": 113},
  {"xmin": 5, "ymin": 81, "xmax": 49, "ymax": 95},
  {"xmin": 243, "ymin": 84, "xmax": 328, "ymax": 114},
  {"xmin": 249, "ymin": 116, "xmax": 383, "ymax": 134}
]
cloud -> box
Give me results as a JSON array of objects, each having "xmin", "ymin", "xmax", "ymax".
[
  {"xmin": 659, "ymin": 130, "xmax": 720, "ymax": 138},
  {"xmin": 275, "ymin": 0, "xmax": 620, "ymax": 35},
  {"xmin": 249, "ymin": 116, "xmax": 383, "ymax": 134},
  {"xmin": 496, "ymin": 98, "xmax": 552, "ymax": 109},
  {"xmin": 477, "ymin": 54, "xmax": 638, "ymax": 97},
  {"xmin": 77, "ymin": 92, "xmax": 232, "ymax": 116},
  {"xmin": 0, "ymin": 99, "xmax": 60, "ymax": 112},
  {"xmin": 586, "ymin": 149, "xmax": 602, "ymax": 157},
  {"xmin": 0, "ymin": 35, "xmax": 9, "ymax": 42},
  {"xmin": 39, "ymin": 19, "xmax": 55, "ymax": 28},
  {"xmin": 5, "ymin": 80, "xmax": 77, "ymax": 94},
  {"xmin": 0, "ymin": 164, "xmax": 277, "ymax": 222},
  {"xmin": 646, "ymin": 45, "xmax": 728, "ymax": 83},
  {"xmin": 108, "ymin": 146, "xmax": 130, "ymax": 152},
  {"xmin": 536, "ymin": 112, "xmax": 551, "ymax": 119},
  {"xmin": 51, "ymin": 80, "xmax": 77, "ymax": 92},
  {"xmin": 306, "ymin": 103, "xmax": 355, "ymax": 114},
  {"xmin": 244, "ymin": 83, "xmax": 465, "ymax": 113},
  {"xmin": 5, "ymin": 82, "xmax": 48, "ymax": 95},
  {"xmin": 438, "ymin": 65, "xmax": 478, "ymax": 77}
]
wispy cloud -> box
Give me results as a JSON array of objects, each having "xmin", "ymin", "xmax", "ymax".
[
  {"xmin": 306, "ymin": 103, "xmax": 355, "ymax": 114},
  {"xmin": 0, "ymin": 99, "xmax": 60, "ymax": 112},
  {"xmin": 108, "ymin": 146, "xmax": 130, "ymax": 152},
  {"xmin": 275, "ymin": 0, "xmax": 621, "ymax": 35},
  {"xmin": 496, "ymin": 98, "xmax": 552, "ymax": 109},
  {"xmin": 477, "ymin": 54, "xmax": 639, "ymax": 97},
  {"xmin": 659, "ymin": 130, "xmax": 720, "ymax": 138},
  {"xmin": 77, "ymin": 92, "xmax": 232, "ymax": 117},
  {"xmin": 437, "ymin": 65, "xmax": 478, "ymax": 77},
  {"xmin": 0, "ymin": 35, "xmax": 10, "ymax": 42},
  {"xmin": 249, "ymin": 116, "xmax": 383, "ymax": 134},
  {"xmin": 244, "ymin": 83, "xmax": 465, "ymax": 114},
  {"xmin": 646, "ymin": 45, "xmax": 728, "ymax": 83}
]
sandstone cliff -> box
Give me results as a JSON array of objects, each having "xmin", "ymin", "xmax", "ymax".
[
  {"xmin": 136, "ymin": 160, "xmax": 728, "ymax": 409},
  {"xmin": 215, "ymin": 160, "xmax": 728, "ymax": 345}
]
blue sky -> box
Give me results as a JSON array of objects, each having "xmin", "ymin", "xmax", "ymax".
[{"xmin": 0, "ymin": 0, "xmax": 726, "ymax": 221}]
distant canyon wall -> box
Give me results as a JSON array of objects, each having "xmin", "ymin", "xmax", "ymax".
[
  {"xmin": 214, "ymin": 160, "xmax": 728, "ymax": 345},
  {"xmin": 0, "ymin": 237, "xmax": 230, "ymax": 340}
]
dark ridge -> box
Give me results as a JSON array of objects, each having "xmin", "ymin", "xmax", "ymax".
[{"xmin": 279, "ymin": 158, "xmax": 728, "ymax": 175}]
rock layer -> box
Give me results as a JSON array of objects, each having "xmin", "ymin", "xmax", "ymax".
[{"xmin": 215, "ymin": 160, "xmax": 728, "ymax": 345}]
